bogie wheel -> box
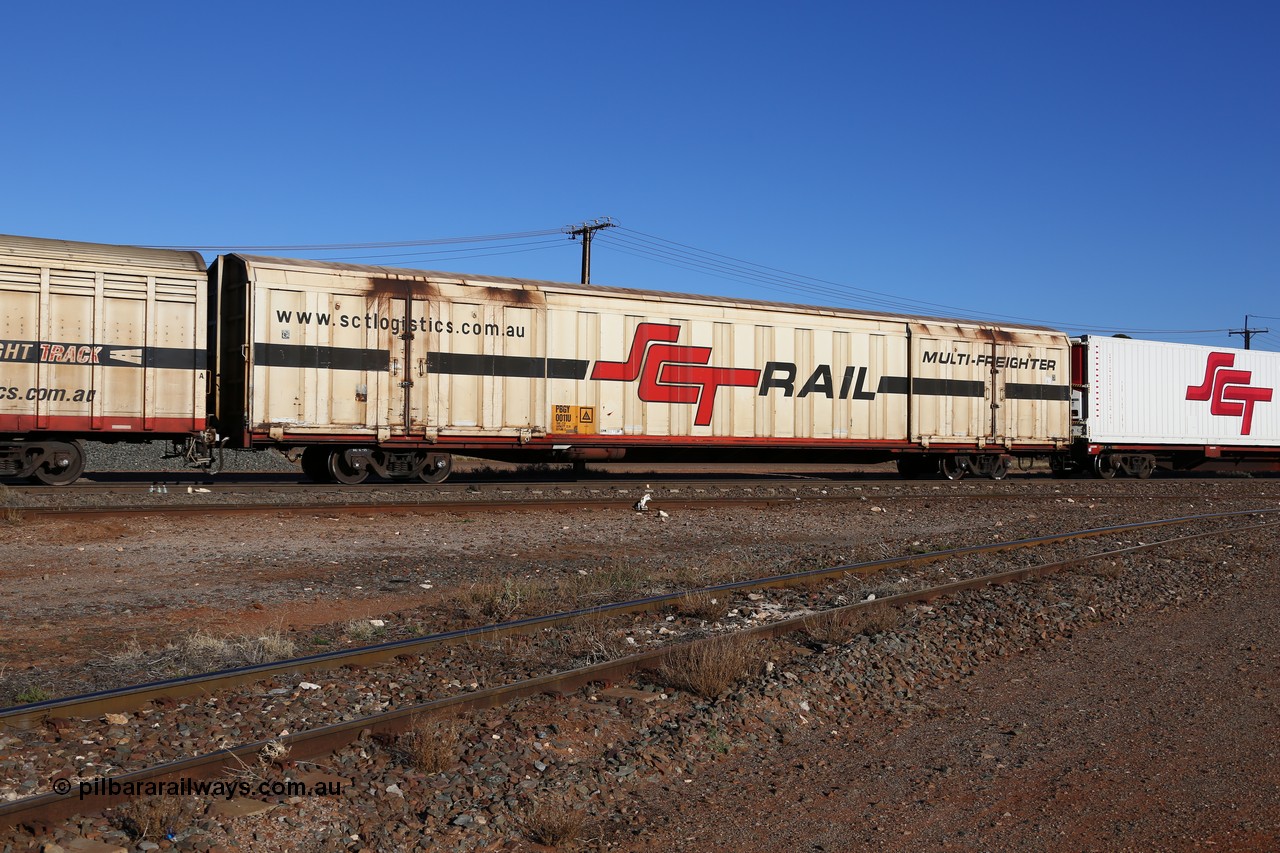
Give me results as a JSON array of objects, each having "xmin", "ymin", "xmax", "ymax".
[
  {"xmin": 30, "ymin": 441, "xmax": 85, "ymax": 485},
  {"xmin": 1093, "ymin": 454, "xmax": 1118, "ymax": 480},
  {"xmin": 987, "ymin": 455, "xmax": 1010, "ymax": 480},
  {"xmin": 328, "ymin": 450, "xmax": 370, "ymax": 485},
  {"xmin": 939, "ymin": 455, "xmax": 968, "ymax": 480},
  {"xmin": 418, "ymin": 453, "xmax": 452, "ymax": 484},
  {"xmin": 1133, "ymin": 456, "xmax": 1155, "ymax": 480},
  {"xmin": 300, "ymin": 447, "xmax": 332, "ymax": 482}
]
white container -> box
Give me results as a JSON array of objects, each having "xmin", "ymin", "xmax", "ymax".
[{"xmin": 1078, "ymin": 335, "xmax": 1279, "ymax": 447}]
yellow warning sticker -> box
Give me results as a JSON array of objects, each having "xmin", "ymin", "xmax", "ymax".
[{"xmin": 552, "ymin": 404, "xmax": 596, "ymax": 435}]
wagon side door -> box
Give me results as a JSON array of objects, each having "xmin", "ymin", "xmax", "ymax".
[
  {"xmin": 988, "ymin": 329, "xmax": 1071, "ymax": 446},
  {"xmin": 417, "ymin": 287, "xmax": 545, "ymax": 436},
  {"xmin": 386, "ymin": 294, "xmax": 429, "ymax": 436},
  {"xmin": 908, "ymin": 323, "xmax": 989, "ymax": 446}
]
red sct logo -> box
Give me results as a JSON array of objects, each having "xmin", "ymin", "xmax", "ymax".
[
  {"xmin": 590, "ymin": 323, "xmax": 760, "ymax": 426},
  {"xmin": 1185, "ymin": 352, "xmax": 1273, "ymax": 436}
]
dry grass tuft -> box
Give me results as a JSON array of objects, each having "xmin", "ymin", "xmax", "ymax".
[
  {"xmin": 554, "ymin": 613, "xmax": 633, "ymax": 665},
  {"xmin": 560, "ymin": 559, "xmax": 651, "ymax": 606},
  {"xmin": 114, "ymin": 795, "xmax": 193, "ymax": 840},
  {"xmin": 393, "ymin": 717, "xmax": 460, "ymax": 773},
  {"xmin": 655, "ymin": 634, "xmax": 765, "ymax": 698},
  {"xmin": 517, "ymin": 795, "xmax": 587, "ymax": 848},
  {"xmin": 671, "ymin": 590, "xmax": 729, "ymax": 621},
  {"xmin": 464, "ymin": 576, "xmax": 547, "ymax": 622},
  {"xmin": 801, "ymin": 603, "xmax": 904, "ymax": 646},
  {"xmin": 344, "ymin": 619, "xmax": 387, "ymax": 642},
  {"xmin": 103, "ymin": 629, "xmax": 296, "ymax": 677},
  {"xmin": 173, "ymin": 630, "xmax": 297, "ymax": 669},
  {"xmin": 0, "ymin": 484, "xmax": 23, "ymax": 524}
]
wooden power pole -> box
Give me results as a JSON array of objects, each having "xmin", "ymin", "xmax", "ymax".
[
  {"xmin": 566, "ymin": 218, "xmax": 616, "ymax": 284},
  {"xmin": 1229, "ymin": 315, "xmax": 1269, "ymax": 350}
]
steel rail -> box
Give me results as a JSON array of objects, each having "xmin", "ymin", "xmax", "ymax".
[
  {"xmin": 3, "ymin": 513, "xmax": 1275, "ymax": 832},
  {"xmin": 8, "ymin": 492, "xmax": 915, "ymax": 521},
  {"xmin": 5, "ymin": 472, "xmax": 902, "ymax": 500},
  {"xmin": 12, "ymin": 485, "xmax": 1273, "ymax": 519},
  {"xmin": 4, "ymin": 508, "xmax": 1274, "ymax": 731}
]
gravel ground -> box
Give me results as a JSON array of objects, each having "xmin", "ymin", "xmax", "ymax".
[
  {"xmin": 612, "ymin": 533, "xmax": 1280, "ymax": 852},
  {"xmin": 0, "ymin": 477, "xmax": 1277, "ymax": 852},
  {"xmin": 82, "ymin": 442, "xmax": 299, "ymax": 474}
]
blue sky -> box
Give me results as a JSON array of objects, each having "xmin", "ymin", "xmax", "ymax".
[{"xmin": 3, "ymin": 2, "xmax": 1277, "ymax": 349}]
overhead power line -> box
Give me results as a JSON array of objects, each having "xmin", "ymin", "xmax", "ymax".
[
  {"xmin": 596, "ymin": 227, "xmax": 1230, "ymax": 336},
  {"xmin": 1252, "ymin": 332, "xmax": 1280, "ymax": 348},
  {"xmin": 147, "ymin": 222, "xmax": 1250, "ymax": 339},
  {"xmin": 319, "ymin": 238, "xmax": 567, "ymax": 264},
  {"xmin": 150, "ymin": 229, "xmax": 566, "ymax": 253}
]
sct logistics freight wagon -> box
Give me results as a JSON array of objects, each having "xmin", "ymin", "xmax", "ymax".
[
  {"xmin": 0, "ymin": 235, "xmax": 211, "ymax": 483},
  {"xmin": 213, "ymin": 252, "xmax": 1071, "ymax": 483},
  {"xmin": 1, "ymin": 233, "xmax": 1072, "ymax": 483}
]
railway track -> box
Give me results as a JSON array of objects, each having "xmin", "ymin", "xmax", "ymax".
[
  {"xmin": 9, "ymin": 475, "xmax": 1277, "ymax": 519},
  {"xmin": 2, "ymin": 507, "xmax": 1275, "ymax": 834}
]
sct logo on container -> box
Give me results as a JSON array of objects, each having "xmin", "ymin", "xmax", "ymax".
[{"xmin": 1186, "ymin": 352, "xmax": 1274, "ymax": 436}]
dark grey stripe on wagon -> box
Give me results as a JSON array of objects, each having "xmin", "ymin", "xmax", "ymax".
[
  {"xmin": 877, "ymin": 376, "xmax": 1065, "ymax": 400},
  {"xmin": 911, "ymin": 378, "xmax": 986, "ymax": 397},
  {"xmin": 1005, "ymin": 383, "xmax": 1071, "ymax": 401},
  {"xmin": 141, "ymin": 347, "xmax": 205, "ymax": 370},
  {"xmin": 876, "ymin": 376, "xmax": 910, "ymax": 395},
  {"xmin": 253, "ymin": 343, "xmax": 390, "ymax": 371},
  {"xmin": 252, "ymin": 344, "xmax": 590, "ymax": 380},
  {"xmin": 427, "ymin": 352, "xmax": 590, "ymax": 380},
  {"xmin": 876, "ymin": 376, "xmax": 986, "ymax": 397}
]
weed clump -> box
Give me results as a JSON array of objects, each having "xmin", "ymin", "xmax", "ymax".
[
  {"xmin": 393, "ymin": 717, "xmax": 460, "ymax": 774},
  {"xmin": 517, "ymin": 795, "xmax": 587, "ymax": 848},
  {"xmin": 554, "ymin": 613, "xmax": 633, "ymax": 665},
  {"xmin": 464, "ymin": 576, "xmax": 547, "ymax": 622},
  {"xmin": 102, "ymin": 630, "xmax": 297, "ymax": 679},
  {"xmin": 672, "ymin": 590, "xmax": 729, "ymax": 621},
  {"xmin": 13, "ymin": 686, "xmax": 51, "ymax": 705},
  {"xmin": 655, "ymin": 634, "xmax": 765, "ymax": 698},
  {"xmin": 114, "ymin": 795, "xmax": 193, "ymax": 841},
  {"xmin": 801, "ymin": 603, "xmax": 904, "ymax": 646}
]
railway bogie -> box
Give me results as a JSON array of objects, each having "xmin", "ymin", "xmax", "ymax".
[
  {"xmin": 0, "ymin": 439, "xmax": 86, "ymax": 485},
  {"xmin": 896, "ymin": 452, "xmax": 1012, "ymax": 480},
  {"xmin": 292, "ymin": 446, "xmax": 451, "ymax": 484}
]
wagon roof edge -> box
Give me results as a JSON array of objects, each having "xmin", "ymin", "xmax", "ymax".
[
  {"xmin": 227, "ymin": 253, "xmax": 1065, "ymax": 335},
  {"xmin": 0, "ymin": 233, "xmax": 207, "ymax": 274}
]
